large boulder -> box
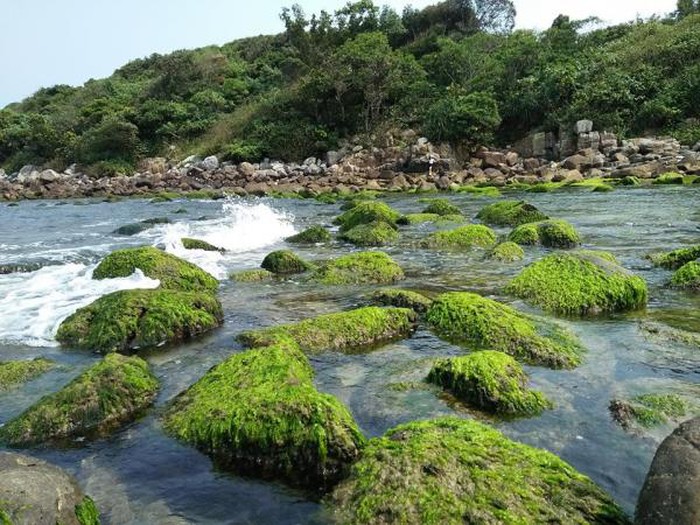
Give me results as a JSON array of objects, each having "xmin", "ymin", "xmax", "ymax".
[
  {"xmin": 0, "ymin": 452, "xmax": 99, "ymax": 525},
  {"xmin": 0, "ymin": 354, "xmax": 158, "ymax": 447},
  {"xmin": 330, "ymin": 417, "xmax": 630, "ymax": 524},
  {"xmin": 163, "ymin": 339, "xmax": 365, "ymax": 491},
  {"xmin": 636, "ymin": 417, "xmax": 700, "ymax": 525},
  {"xmin": 476, "ymin": 200, "xmax": 548, "ymax": 226},
  {"xmin": 506, "ymin": 251, "xmax": 648, "ymax": 315},
  {"xmin": 310, "ymin": 251, "xmax": 404, "ymax": 285}
]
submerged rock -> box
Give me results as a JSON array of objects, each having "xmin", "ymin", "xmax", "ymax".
[
  {"xmin": 93, "ymin": 246, "xmax": 219, "ymax": 293},
  {"xmin": 420, "ymin": 198, "xmax": 462, "ymax": 216},
  {"xmin": 0, "ymin": 354, "xmax": 158, "ymax": 447},
  {"xmin": 0, "ymin": 262, "xmax": 45, "ymax": 274},
  {"xmin": 486, "ymin": 241, "xmax": 525, "ymax": 262},
  {"xmin": 163, "ymin": 340, "xmax": 365, "ymax": 491},
  {"xmin": 330, "ymin": 417, "xmax": 629, "ymax": 524},
  {"xmin": 181, "ymin": 237, "xmax": 225, "ymax": 252},
  {"xmin": 285, "ymin": 225, "xmax": 332, "ymax": 244},
  {"xmin": 112, "ymin": 217, "xmax": 172, "ymax": 236},
  {"xmin": 0, "ymin": 452, "xmax": 99, "ymax": 525},
  {"xmin": 370, "ymin": 288, "xmax": 433, "ymax": 313},
  {"xmin": 508, "ymin": 219, "xmax": 581, "ymax": 248},
  {"xmin": 230, "ymin": 268, "xmax": 274, "ymax": 282},
  {"xmin": 397, "ymin": 213, "xmax": 465, "ymax": 225},
  {"xmin": 609, "ymin": 393, "xmax": 688, "ymax": 430},
  {"xmin": 670, "ymin": 261, "xmax": 700, "ymax": 290},
  {"xmin": 311, "ymin": 251, "xmax": 404, "ymax": 285},
  {"xmin": 338, "ymin": 221, "xmax": 399, "ymax": 247},
  {"xmin": 261, "ymin": 249, "xmax": 312, "ymax": 275},
  {"xmin": 56, "ymin": 289, "xmax": 223, "ymax": 353},
  {"xmin": 427, "ymin": 351, "xmax": 552, "ymax": 416},
  {"xmin": 334, "ymin": 201, "xmax": 400, "ymax": 232},
  {"xmin": 426, "ymin": 292, "xmax": 582, "ymax": 369},
  {"xmin": 476, "ymin": 200, "xmax": 548, "ymax": 226},
  {"xmin": 237, "ymin": 306, "xmax": 417, "ymax": 354},
  {"xmin": 421, "ymin": 224, "xmax": 497, "ymax": 250},
  {"xmin": 0, "ymin": 358, "xmax": 53, "ymax": 391},
  {"xmin": 506, "ymin": 251, "xmax": 648, "ymax": 315},
  {"xmin": 647, "ymin": 245, "xmax": 700, "ymax": 269}
]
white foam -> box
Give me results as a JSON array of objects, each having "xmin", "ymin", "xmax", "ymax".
[{"xmin": 0, "ymin": 264, "xmax": 159, "ymax": 347}]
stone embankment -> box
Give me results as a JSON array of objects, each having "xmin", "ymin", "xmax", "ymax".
[{"xmin": 2, "ymin": 122, "xmax": 699, "ymax": 200}]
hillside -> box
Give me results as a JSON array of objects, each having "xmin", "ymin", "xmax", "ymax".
[{"xmin": 1, "ymin": 0, "xmax": 699, "ymax": 176}]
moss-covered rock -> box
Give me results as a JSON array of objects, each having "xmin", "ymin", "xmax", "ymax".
[
  {"xmin": 311, "ymin": 251, "xmax": 404, "ymax": 285},
  {"xmin": 230, "ymin": 269, "xmax": 274, "ymax": 282},
  {"xmin": 397, "ymin": 213, "xmax": 465, "ymax": 225},
  {"xmin": 56, "ymin": 289, "xmax": 223, "ymax": 353},
  {"xmin": 93, "ymin": 246, "xmax": 218, "ymax": 293},
  {"xmin": 487, "ymin": 241, "xmax": 525, "ymax": 262},
  {"xmin": 260, "ymin": 250, "xmax": 312, "ymax": 275},
  {"xmin": 370, "ymin": 288, "xmax": 433, "ymax": 313},
  {"xmin": 330, "ymin": 417, "xmax": 629, "ymax": 525},
  {"xmin": 421, "ymin": 224, "xmax": 497, "ymax": 250},
  {"xmin": 421, "ymin": 198, "xmax": 462, "ymax": 216},
  {"xmin": 75, "ymin": 496, "xmax": 100, "ymax": 525},
  {"xmin": 0, "ymin": 354, "xmax": 158, "ymax": 447},
  {"xmin": 181, "ymin": 238, "xmax": 225, "ymax": 252},
  {"xmin": 621, "ymin": 176, "xmax": 641, "ymax": 186},
  {"xmin": 508, "ymin": 219, "xmax": 581, "ymax": 248},
  {"xmin": 163, "ymin": 340, "xmax": 365, "ymax": 491},
  {"xmin": 334, "ymin": 201, "xmax": 400, "ymax": 232},
  {"xmin": 653, "ymin": 172, "xmax": 684, "ymax": 184},
  {"xmin": 237, "ymin": 306, "xmax": 417, "ymax": 354},
  {"xmin": 506, "ymin": 251, "xmax": 648, "ymax": 315},
  {"xmin": 285, "ymin": 225, "xmax": 332, "ymax": 244},
  {"xmin": 338, "ymin": 221, "xmax": 399, "ymax": 247},
  {"xmin": 427, "ymin": 351, "xmax": 552, "ymax": 416},
  {"xmin": 670, "ymin": 261, "xmax": 700, "ymax": 290},
  {"xmin": 0, "ymin": 358, "xmax": 54, "ymax": 392},
  {"xmin": 610, "ymin": 394, "xmax": 688, "ymax": 430},
  {"xmin": 647, "ymin": 245, "xmax": 700, "ymax": 269},
  {"xmin": 476, "ymin": 200, "xmax": 548, "ymax": 226},
  {"xmin": 426, "ymin": 292, "xmax": 582, "ymax": 369}
]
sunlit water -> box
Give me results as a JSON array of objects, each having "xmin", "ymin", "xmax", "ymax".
[{"xmin": 1, "ymin": 188, "xmax": 699, "ymax": 523}]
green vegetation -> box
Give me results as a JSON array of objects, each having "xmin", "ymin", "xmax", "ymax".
[
  {"xmin": 285, "ymin": 225, "xmax": 331, "ymax": 244},
  {"xmin": 487, "ymin": 241, "xmax": 525, "ymax": 262},
  {"xmin": 476, "ymin": 200, "xmax": 548, "ymax": 227},
  {"xmin": 508, "ymin": 219, "xmax": 581, "ymax": 248},
  {"xmin": 397, "ymin": 213, "xmax": 465, "ymax": 225},
  {"xmin": 648, "ymin": 245, "xmax": 700, "ymax": 269},
  {"xmin": 0, "ymin": 358, "xmax": 54, "ymax": 391},
  {"xmin": 330, "ymin": 417, "xmax": 629, "ymax": 524},
  {"xmin": 427, "ymin": 351, "xmax": 552, "ymax": 416},
  {"xmin": 334, "ymin": 201, "xmax": 400, "ymax": 232},
  {"xmin": 421, "ymin": 224, "xmax": 497, "ymax": 250},
  {"xmin": 370, "ymin": 288, "xmax": 433, "ymax": 313},
  {"xmin": 609, "ymin": 393, "xmax": 688, "ymax": 430},
  {"xmin": 93, "ymin": 246, "xmax": 219, "ymax": 293},
  {"xmin": 506, "ymin": 251, "xmax": 648, "ymax": 315},
  {"xmin": 420, "ymin": 198, "xmax": 462, "ymax": 216},
  {"xmin": 56, "ymin": 289, "xmax": 223, "ymax": 353},
  {"xmin": 237, "ymin": 306, "xmax": 417, "ymax": 353},
  {"xmin": 260, "ymin": 249, "xmax": 312, "ymax": 275},
  {"xmin": 0, "ymin": 354, "xmax": 158, "ymax": 446},
  {"xmin": 310, "ymin": 251, "xmax": 404, "ymax": 285},
  {"xmin": 338, "ymin": 221, "xmax": 399, "ymax": 246},
  {"xmin": 426, "ymin": 292, "xmax": 582, "ymax": 369},
  {"xmin": 670, "ymin": 261, "xmax": 700, "ymax": 289},
  {"xmin": 230, "ymin": 268, "xmax": 274, "ymax": 282},
  {"xmin": 75, "ymin": 496, "xmax": 101, "ymax": 525},
  {"xmin": 621, "ymin": 176, "xmax": 641, "ymax": 186},
  {"xmin": 181, "ymin": 237, "xmax": 225, "ymax": 252},
  {"xmin": 163, "ymin": 339, "xmax": 365, "ymax": 490},
  {"xmin": 652, "ymin": 172, "xmax": 685, "ymax": 184}
]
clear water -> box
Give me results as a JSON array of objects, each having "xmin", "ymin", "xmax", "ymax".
[{"xmin": 1, "ymin": 187, "xmax": 699, "ymax": 524}]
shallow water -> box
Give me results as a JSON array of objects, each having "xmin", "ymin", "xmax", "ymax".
[{"xmin": 1, "ymin": 187, "xmax": 699, "ymax": 523}]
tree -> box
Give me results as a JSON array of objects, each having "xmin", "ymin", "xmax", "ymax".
[
  {"xmin": 677, "ymin": 0, "xmax": 700, "ymax": 18},
  {"xmin": 423, "ymin": 91, "xmax": 501, "ymax": 147}
]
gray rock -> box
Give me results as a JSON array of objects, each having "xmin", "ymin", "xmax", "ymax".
[
  {"xmin": 0, "ymin": 451, "xmax": 96, "ymax": 525},
  {"xmin": 636, "ymin": 417, "xmax": 700, "ymax": 525},
  {"xmin": 39, "ymin": 169, "xmax": 60, "ymax": 183},
  {"xmin": 238, "ymin": 162, "xmax": 255, "ymax": 177},
  {"xmin": 575, "ymin": 119, "xmax": 593, "ymax": 134},
  {"xmin": 533, "ymin": 132, "xmax": 547, "ymax": 157},
  {"xmin": 0, "ymin": 168, "xmax": 6, "ymax": 179},
  {"xmin": 201, "ymin": 155, "xmax": 219, "ymax": 171},
  {"xmin": 179, "ymin": 155, "xmax": 200, "ymax": 167},
  {"xmin": 326, "ymin": 150, "xmax": 342, "ymax": 166}
]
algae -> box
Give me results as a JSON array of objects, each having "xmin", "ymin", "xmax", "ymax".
[
  {"xmin": 0, "ymin": 358, "xmax": 54, "ymax": 392},
  {"xmin": 311, "ymin": 251, "xmax": 404, "ymax": 285},
  {"xmin": 487, "ymin": 241, "xmax": 525, "ymax": 262},
  {"xmin": 261, "ymin": 250, "xmax": 312, "ymax": 275},
  {"xmin": 286, "ymin": 225, "xmax": 332, "ymax": 244},
  {"xmin": 508, "ymin": 219, "xmax": 581, "ymax": 248},
  {"xmin": 339, "ymin": 221, "xmax": 399, "ymax": 247},
  {"xmin": 370, "ymin": 288, "xmax": 433, "ymax": 313},
  {"xmin": 334, "ymin": 201, "xmax": 400, "ymax": 232},
  {"xmin": 476, "ymin": 200, "xmax": 548, "ymax": 226},
  {"xmin": 421, "ymin": 224, "xmax": 497, "ymax": 250},
  {"xmin": 181, "ymin": 238, "xmax": 225, "ymax": 252}
]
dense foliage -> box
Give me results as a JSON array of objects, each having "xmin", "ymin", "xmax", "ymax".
[{"xmin": 1, "ymin": 0, "xmax": 697, "ymax": 173}]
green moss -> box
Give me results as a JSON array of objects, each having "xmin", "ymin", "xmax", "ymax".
[
  {"xmin": 150, "ymin": 195, "xmax": 173, "ymax": 203},
  {"xmin": 370, "ymin": 289, "xmax": 433, "ymax": 313},
  {"xmin": 151, "ymin": 191, "xmax": 180, "ymax": 201},
  {"xmin": 93, "ymin": 246, "xmax": 219, "ymax": 293},
  {"xmin": 571, "ymin": 178, "xmax": 615, "ymax": 191},
  {"xmin": 526, "ymin": 182, "xmax": 566, "ymax": 193},
  {"xmin": 230, "ymin": 269, "xmax": 274, "ymax": 282},
  {"xmin": 421, "ymin": 198, "xmax": 462, "ymax": 216},
  {"xmin": 238, "ymin": 306, "xmax": 417, "ymax": 354},
  {"xmin": 338, "ymin": 193, "xmax": 378, "ymax": 211},
  {"xmin": 487, "ymin": 241, "xmax": 525, "ymax": 262},
  {"xmin": 653, "ymin": 172, "xmax": 684, "ymax": 184},
  {"xmin": 397, "ymin": 213, "xmax": 442, "ymax": 225},
  {"xmin": 0, "ymin": 354, "xmax": 159, "ymax": 447},
  {"xmin": 426, "ymin": 292, "xmax": 582, "ymax": 369},
  {"xmin": 56, "ymin": 289, "xmax": 223, "ymax": 353},
  {"xmin": 75, "ymin": 496, "xmax": 100, "ymax": 525},
  {"xmin": 476, "ymin": 200, "xmax": 548, "ymax": 226},
  {"xmin": 421, "ymin": 224, "xmax": 497, "ymax": 250},
  {"xmin": 184, "ymin": 189, "xmax": 225, "ymax": 200},
  {"xmin": 286, "ymin": 225, "xmax": 332, "ymax": 244},
  {"xmin": 334, "ymin": 201, "xmax": 401, "ymax": 232},
  {"xmin": 506, "ymin": 251, "xmax": 648, "ymax": 315},
  {"xmin": 311, "ymin": 251, "xmax": 404, "ymax": 285},
  {"xmin": 330, "ymin": 417, "xmax": 629, "ymax": 525},
  {"xmin": 508, "ymin": 220, "xmax": 581, "ymax": 248},
  {"xmin": 0, "ymin": 358, "xmax": 54, "ymax": 392},
  {"xmin": 621, "ymin": 176, "xmax": 641, "ymax": 186},
  {"xmin": 260, "ymin": 250, "xmax": 312, "ymax": 275},
  {"xmin": 339, "ymin": 221, "xmax": 399, "ymax": 247},
  {"xmin": 454, "ymin": 185, "xmax": 502, "ymax": 197},
  {"xmin": 181, "ymin": 237, "xmax": 224, "ymax": 252},
  {"xmin": 591, "ymin": 183, "xmax": 614, "ymax": 192},
  {"xmin": 648, "ymin": 245, "xmax": 700, "ymax": 269},
  {"xmin": 670, "ymin": 261, "xmax": 700, "ymax": 289},
  {"xmin": 427, "ymin": 351, "xmax": 552, "ymax": 416},
  {"xmin": 609, "ymin": 394, "xmax": 688, "ymax": 430},
  {"xmin": 163, "ymin": 340, "xmax": 365, "ymax": 491}
]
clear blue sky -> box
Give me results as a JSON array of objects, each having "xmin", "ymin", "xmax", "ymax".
[{"xmin": 0, "ymin": 0, "xmax": 676, "ymax": 107}]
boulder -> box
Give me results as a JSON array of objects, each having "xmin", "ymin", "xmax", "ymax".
[
  {"xmin": 486, "ymin": 241, "xmax": 525, "ymax": 262},
  {"xmin": 201, "ymin": 155, "xmax": 219, "ymax": 171},
  {"xmin": 647, "ymin": 245, "xmax": 700, "ymax": 269},
  {"xmin": 181, "ymin": 237, "xmax": 225, "ymax": 252},
  {"xmin": 310, "ymin": 251, "xmax": 404, "ymax": 285},
  {"xmin": 508, "ymin": 219, "xmax": 581, "ymax": 248},
  {"xmin": 369, "ymin": 289, "xmax": 433, "ymax": 314},
  {"xmin": 421, "ymin": 225, "xmax": 497, "ymax": 250},
  {"xmin": 39, "ymin": 169, "xmax": 60, "ymax": 183},
  {"xmin": 0, "ymin": 358, "xmax": 53, "ymax": 391},
  {"xmin": 476, "ymin": 200, "xmax": 548, "ymax": 227},
  {"xmin": 609, "ymin": 394, "xmax": 687, "ymax": 431},
  {"xmin": 339, "ymin": 221, "xmax": 399, "ymax": 247},
  {"xmin": 229, "ymin": 269, "xmax": 274, "ymax": 283},
  {"xmin": 238, "ymin": 162, "xmax": 256, "ymax": 177},
  {"xmin": 575, "ymin": 119, "xmax": 593, "ymax": 134},
  {"xmin": 261, "ymin": 250, "xmax": 312, "ymax": 275},
  {"xmin": 420, "ymin": 198, "xmax": 462, "ymax": 216},
  {"xmin": 670, "ymin": 261, "xmax": 700, "ymax": 290},
  {"xmin": 333, "ymin": 201, "xmax": 400, "ymax": 232},
  {"xmin": 285, "ymin": 225, "xmax": 332, "ymax": 244}
]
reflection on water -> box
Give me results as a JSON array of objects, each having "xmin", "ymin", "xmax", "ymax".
[{"xmin": 1, "ymin": 187, "xmax": 699, "ymax": 523}]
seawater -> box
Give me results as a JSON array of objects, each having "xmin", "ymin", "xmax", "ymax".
[{"xmin": 1, "ymin": 188, "xmax": 699, "ymax": 524}]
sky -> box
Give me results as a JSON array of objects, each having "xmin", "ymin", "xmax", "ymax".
[{"xmin": 0, "ymin": 0, "xmax": 677, "ymax": 107}]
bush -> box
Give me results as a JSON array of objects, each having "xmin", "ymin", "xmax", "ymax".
[{"xmin": 423, "ymin": 91, "xmax": 501, "ymax": 147}]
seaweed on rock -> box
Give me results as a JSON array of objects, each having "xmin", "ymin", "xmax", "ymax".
[
  {"xmin": 181, "ymin": 238, "xmax": 225, "ymax": 252},
  {"xmin": 476, "ymin": 200, "xmax": 548, "ymax": 226},
  {"xmin": 647, "ymin": 245, "xmax": 700, "ymax": 269},
  {"xmin": 420, "ymin": 198, "xmax": 462, "ymax": 216},
  {"xmin": 0, "ymin": 358, "xmax": 54, "ymax": 392},
  {"xmin": 421, "ymin": 224, "xmax": 497, "ymax": 250},
  {"xmin": 670, "ymin": 261, "xmax": 700, "ymax": 290},
  {"xmin": 311, "ymin": 251, "xmax": 404, "ymax": 285},
  {"xmin": 610, "ymin": 394, "xmax": 688, "ymax": 430},
  {"xmin": 261, "ymin": 250, "xmax": 312, "ymax": 275},
  {"xmin": 338, "ymin": 221, "xmax": 399, "ymax": 247},
  {"xmin": 370, "ymin": 288, "xmax": 433, "ymax": 313},
  {"xmin": 486, "ymin": 241, "xmax": 525, "ymax": 262},
  {"xmin": 333, "ymin": 201, "xmax": 400, "ymax": 232},
  {"xmin": 230, "ymin": 269, "xmax": 274, "ymax": 282},
  {"xmin": 286, "ymin": 225, "xmax": 332, "ymax": 244},
  {"xmin": 508, "ymin": 220, "xmax": 581, "ymax": 248}
]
